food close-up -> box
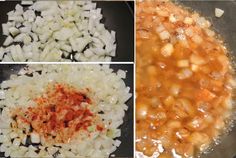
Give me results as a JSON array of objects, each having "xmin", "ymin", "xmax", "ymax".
[
  {"xmin": 1, "ymin": 0, "xmax": 236, "ymax": 158},
  {"xmin": 0, "ymin": 64, "xmax": 133, "ymax": 157},
  {"xmin": 136, "ymin": 0, "xmax": 236, "ymax": 158},
  {"xmin": 0, "ymin": 1, "xmax": 134, "ymax": 62}
]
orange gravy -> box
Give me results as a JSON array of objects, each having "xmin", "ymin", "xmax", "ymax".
[{"xmin": 136, "ymin": 1, "xmax": 235, "ymax": 157}]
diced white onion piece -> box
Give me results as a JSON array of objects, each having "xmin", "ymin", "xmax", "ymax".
[
  {"xmin": 190, "ymin": 54, "xmax": 206, "ymax": 65},
  {"xmin": 53, "ymin": 28, "xmax": 74, "ymax": 41},
  {"xmin": 19, "ymin": 26, "xmax": 31, "ymax": 33},
  {"xmin": 10, "ymin": 45, "xmax": 19, "ymax": 61},
  {"xmin": 169, "ymin": 14, "xmax": 177, "ymax": 23},
  {"xmin": 84, "ymin": 49, "xmax": 94, "ymax": 58},
  {"xmin": 25, "ymin": 150, "xmax": 38, "ymax": 157},
  {"xmin": 196, "ymin": 17, "xmax": 210, "ymax": 28},
  {"xmin": 74, "ymin": 53, "xmax": 81, "ymax": 61},
  {"xmin": 8, "ymin": 16, "xmax": 24, "ymax": 22},
  {"xmin": 2, "ymin": 54, "xmax": 13, "ymax": 62},
  {"xmin": 184, "ymin": 17, "xmax": 193, "ymax": 25},
  {"xmin": 60, "ymin": 44, "xmax": 72, "ymax": 52},
  {"xmin": 114, "ymin": 140, "xmax": 121, "ymax": 147},
  {"xmin": 2, "ymin": 24, "xmax": 10, "ymax": 35},
  {"xmin": 15, "ymin": 4, "xmax": 24, "ymax": 15},
  {"xmin": 4, "ymin": 148, "xmax": 11, "ymax": 157},
  {"xmin": 191, "ymin": 64, "xmax": 199, "ymax": 72},
  {"xmin": 15, "ymin": 45, "xmax": 26, "ymax": 61},
  {"xmin": 110, "ymin": 50, "xmax": 116, "ymax": 57},
  {"xmin": 176, "ymin": 28, "xmax": 184, "ymax": 34},
  {"xmin": 75, "ymin": 37, "xmax": 92, "ymax": 53},
  {"xmin": 23, "ymin": 10, "xmax": 36, "ymax": 22},
  {"xmin": 159, "ymin": 30, "xmax": 170, "ymax": 40},
  {"xmin": 177, "ymin": 34, "xmax": 186, "ymax": 41},
  {"xmin": 117, "ymin": 70, "xmax": 126, "ymax": 79},
  {"xmin": 30, "ymin": 132, "xmax": 40, "ymax": 144},
  {"xmin": 161, "ymin": 43, "xmax": 174, "ymax": 57},
  {"xmin": 23, "ymin": 35, "xmax": 32, "ymax": 45},
  {"xmin": 13, "ymin": 138, "xmax": 21, "ymax": 146},
  {"xmin": 177, "ymin": 60, "xmax": 189, "ymax": 67},
  {"xmin": 14, "ymin": 33, "xmax": 26, "ymax": 42},
  {"xmin": 205, "ymin": 29, "xmax": 215, "ymax": 37},
  {"xmin": 10, "ymin": 132, "xmax": 18, "ymax": 139},
  {"xmin": 3, "ymin": 36, "xmax": 13, "ymax": 46},
  {"xmin": 156, "ymin": 25, "xmax": 165, "ymax": 33},
  {"xmin": 185, "ymin": 28, "xmax": 194, "ymax": 37},
  {"xmin": 21, "ymin": 135, "xmax": 27, "ymax": 145},
  {"xmin": 170, "ymin": 84, "xmax": 181, "ymax": 96},
  {"xmin": 9, "ymin": 27, "xmax": 20, "ymax": 37},
  {"xmin": 215, "ymin": 8, "xmax": 224, "ymax": 18},
  {"xmin": 192, "ymin": 35, "xmax": 203, "ymax": 44}
]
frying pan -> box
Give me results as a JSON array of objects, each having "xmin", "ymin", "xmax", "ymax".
[
  {"xmin": 136, "ymin": 1, "xmax": 236, "ymax": 158},
  {"xmin": 0, "ymin": 64, "xmax": 134, "ymax": 157},
  {"xmin": 0, "ymin": 1, "xmax": 134, "ymax": 62},
  {"xmin": 173, "ymin": 1, "xmax": 236, "ymax": 158}
]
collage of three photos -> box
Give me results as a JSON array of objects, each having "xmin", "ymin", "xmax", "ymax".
[{"xmin": 0, "ymin": 0, "xmax": 236, "ymax": 158}]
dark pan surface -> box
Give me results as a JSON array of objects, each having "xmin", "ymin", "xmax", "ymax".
[
  {"xmin": 110, "ymin": 64, "xmax": 134, "ymax": 157},
  {"xmin": 0, "ymin": 1, "xmax": 134, "ymax": 62},
  {"xmin": 0, "ymin": 64, "xmax": 134, "ymax": 157},
  {"xmin": 177, "ymin": 1, "xmax": 236, "ymax": 158}
]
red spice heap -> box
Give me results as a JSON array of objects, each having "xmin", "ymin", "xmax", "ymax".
[{"xmin": 15, "ymin": 83, "xmax": 103, "ymax": 143}]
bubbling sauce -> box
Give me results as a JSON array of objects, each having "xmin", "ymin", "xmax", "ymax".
[{"xmin": 136, "ymin": 1, "xmax": 235, "ymax": 157}]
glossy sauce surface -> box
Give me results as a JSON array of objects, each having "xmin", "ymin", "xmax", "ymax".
[{"xmin": 136, "ymin": 1, "xmax": 235, "ymax": 157}]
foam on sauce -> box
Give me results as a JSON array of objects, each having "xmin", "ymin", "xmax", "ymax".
[
  {"xmin": 11, "ymin": 83, "xmax": 104, "ymax": 144},
  {"xmin": 136, "ymin": 1, "xmax": 235, "ymax": 157}
]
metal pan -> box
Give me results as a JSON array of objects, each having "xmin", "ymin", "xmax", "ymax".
[
  {"xmin": 176, "ymin": 1, "xmax": 236, "ymax": 158},
  {"xmin": 0, "ymin": 64, "xmax": 134, "ymax": 157},
  {"xmin": 0, "ymin": 1, "xmax": 134, "ymax": 62}
]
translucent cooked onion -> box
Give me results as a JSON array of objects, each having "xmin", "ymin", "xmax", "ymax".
[{"xmin": 215, "ymin": 8, "xmax": 224, "ymax": 18}]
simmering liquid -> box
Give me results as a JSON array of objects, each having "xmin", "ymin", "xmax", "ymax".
[{"xmin": 136, "ymin": 1, "xmax": 235, "ymax": 157}]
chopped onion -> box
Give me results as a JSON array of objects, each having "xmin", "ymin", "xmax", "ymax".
[
  {"xmin": 184, "ymin": 17, "xmax": 193, "ymax": 25},
  {"xmin": 9, "ymin": 27, "xmax": 20, "ymax": 37},
  {"xmin": 192, "ymin": 35, "xmax": 203, "ymax": 44},
  {"xmin": 156, "ymin": 25, "xmax": 165, "ymax": 33},
  {"xmin": 169, "ymin": 14, "xmax": 177, "ymax": 23},
  {"xmin": 159, "ymin": 30, "xmax": 170, "ymax": 40},
  {"xmin": 1, "ymin": 1, "xmax": 116, "ymax": 62},
  {"xmin": 205, "ymin": 29, "xmax": 215, "ymax": 37},
  {"xmin": 30, "ymin": 133, "xmax": 40, "ymax": 144},
  {"xmin": 177, "ymin": 60, "xmax": 189, "ymax": 67},
  {"xmin": 3, "ymin": 36, "xmax": 13, "ymax": 46},
  {"xmin": 215, "ymin": 8, "xmax": 224, "ymax": 18},
  {"xmin": 161, "ymin": 43, "xmax": 174, "ymax": 57},
  {"xmin": 190, "ymin": 54, "xmax": 206, "ymax": 65},
  {"xmin": 185, "ymin": 28, "xmax": 193, "ymax": 37}
]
